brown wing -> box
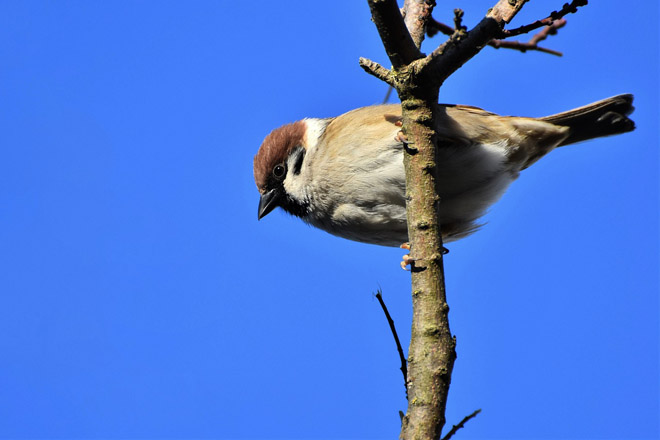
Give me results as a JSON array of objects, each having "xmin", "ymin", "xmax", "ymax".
[{"xmin": 440, "ymin": 104, "xmax": 570, "ymax": 170}]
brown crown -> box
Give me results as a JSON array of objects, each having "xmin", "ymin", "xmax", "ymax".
[{"xmin": 253, "ymin": 120, "xmax": 306, "ymax": 191}]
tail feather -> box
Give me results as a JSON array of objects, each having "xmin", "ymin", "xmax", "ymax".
[{"xmin": 540, "ymin": 94, "xmax": 635, "ymax": 146}]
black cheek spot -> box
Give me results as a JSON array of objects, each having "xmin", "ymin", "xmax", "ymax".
[{"xmin": 290, "ymin": 146, "xmax": 306, "ymax": 176}]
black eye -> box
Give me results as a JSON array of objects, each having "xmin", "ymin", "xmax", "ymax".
[{"xmin": 272, "ymin": 163, "xmax": 286, "ymax": 179}]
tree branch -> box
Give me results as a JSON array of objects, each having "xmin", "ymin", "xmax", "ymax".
[
  {"xmin": 362, "ymin": 1, "xmax": 587, "ymax": 439},
  {"xmin": 366, "ymin": 0, "xmax": 422, "ymax": 68},
  {"xmin": 421, "ymin": 0, "xmax": 530, "ymax": 88},
  {"xmin": 527, "ymin": 19, "xmax": 566, "ymax": 46},
  {"xmin": 428, "ymin": 17, "xmax": 567, "ymax": 57},
  {"xmin": 401, "ymin": 0, "xmax": 434, "ymax": 49},
  {"xmin": 359, "ymin": 57, "xmax": 395, "ymax": 86},
  {"xmin": 501, "ymin": 0, "xmax": 587, "ymax": 38},
  {"xmin": 490, "ymin": 19, "xmax": 566, "ymax": 56},
  {"xmin": 441, "ymin": 409, "xmax": 482, "ymax": 440},
  {"xmin": 374, "ymin": 290, "xmax": 408, "ymax": 398},
  {"xmin": 488, "ymin": 0, "xmax": 529, "ymax": 24}
]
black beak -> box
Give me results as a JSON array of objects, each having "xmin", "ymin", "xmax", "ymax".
[{"xmin": 258, "ymin": 188, "xmax": 282, "ymax": 220}]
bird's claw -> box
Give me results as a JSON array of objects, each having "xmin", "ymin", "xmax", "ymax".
[
  {"xmin": 400, "ymin": 254, "xmax": 414, "ymax": 271},
  {"xmin": 396, "ymin": 130, "xmax": 418, "ymax": 153},
  {"xmin": 400, "ymin": 242, "xmax": 412, "ymax": 270},
  {"xmin": 399, "ymin": 243, "xmax": 449, "ymax": 270}
]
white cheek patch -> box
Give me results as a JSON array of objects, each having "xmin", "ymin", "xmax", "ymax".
[
  {"xmin": 283, "ymin": 149, "xmax": 313, "ymax": 207},
  {"xmin": 281, "ymin": 118, "xmax": 330, "ymax": 208},
  {"xmin": 303, "ymin": 118, "xmax": 329, "ymax": 152},
  {"xmin": 283, "ymin": 168, "xmax": 306, "ymax": 200}
]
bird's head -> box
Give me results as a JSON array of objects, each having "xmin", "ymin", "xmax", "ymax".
[{"xmin": 253, "ymin": 120, "xmax": 314, "ymax": 220}]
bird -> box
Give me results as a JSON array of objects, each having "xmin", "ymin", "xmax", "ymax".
[{"xmin": 253, "ymin": 94, "xmax": 635, "ymax": 247}]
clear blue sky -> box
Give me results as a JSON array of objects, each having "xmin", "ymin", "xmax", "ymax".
[{"xmin": 1, "ymin": 1, "xmax": 658, "ymax": 439}]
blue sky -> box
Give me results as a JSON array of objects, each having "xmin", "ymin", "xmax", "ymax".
[{"xmin": 0, "ymin": 1, "xmax": 658, "ymax": 439}]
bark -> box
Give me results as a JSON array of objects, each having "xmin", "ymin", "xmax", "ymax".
[
  {"xmin": 360, "ymin": 1, "xmax": 563, "ymax": 439},
  {"xmin": 398, "ymin": 91, "xmax": 453, "ymax": 440}
]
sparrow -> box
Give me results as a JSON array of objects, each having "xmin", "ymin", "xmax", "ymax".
[{"xmin": 254, "ymin": 94, "xmax": 635, "ymax": 247}]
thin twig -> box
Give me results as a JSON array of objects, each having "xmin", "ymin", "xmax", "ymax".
[
  {"xmin": 453, "ymin": 9, "xmax": 465, "ymax": 32},
  {"xmin": 383, "ymin": 85, "xmax": 394, "ymax": 104},
  {"xmin": 441, "ymin": 409, "xmax": 482, "ymax": 440},
  {"xmin": 491, "ymin": 18, "xmax": 566, "ymax": 56},
  {"xmin": 374, "ymin": 290, "xmax": 408, "ymax": 398},
  {"xmin": 426, "ymin": 18, "xmax": 456, "ymax": 38},
  {"xmin": 529, "ymin": 19, "xmax": 565, "ymax": 45},
  {"xmin": 358, "ymin": 57, "xmax": 395, "ymax": 86},
  {"xmin": 428, "ymin": 17, "xmax": 567, "ymax": 57},
  {"xmin": 501, "ymin": 0, "xmax": 587, "ymax": 38}
]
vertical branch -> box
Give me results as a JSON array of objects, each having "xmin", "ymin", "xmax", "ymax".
[
  {"xmin": 361, "ymin": 1, "xmax": 549, "ymax": 438},
  {"xmin": 398, "ymin": 91, "xmax": 452, "ymax": 440}
]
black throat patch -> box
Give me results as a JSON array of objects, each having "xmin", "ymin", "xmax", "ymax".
[{"xmin": 280, "ymin": 192, "xmax": 310, "ymax": 218}]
